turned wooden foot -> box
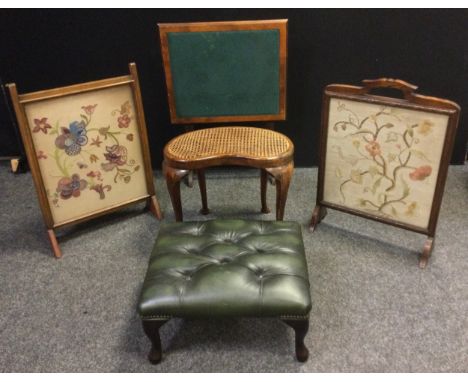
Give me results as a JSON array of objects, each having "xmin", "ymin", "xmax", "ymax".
[
  {"xmin": 197, "ymin": 169, "xmax": 210, "ymax": 215},
  {"xmin": 47, "ymin": 229, "xmax": 62, "ymax": 259},
  {"xmin": 419, "ymin": 236, "xmax": 434, "ymax": 269},
  {"xmin": 163, "ymin": 160, "xmax": 189, "ymax": 222},
  {"xmin": 309, "ymin": 205, "xmax": 327, "ymax": 232},
  {"xmin": 283, "ymin": 319, "xmax": 310, "ymax": 362},
  {"xmin": 266, "ymin": 161, "xmax": 294, "ymax": 221},
  {"xmin": 260, "ymin": 169, "xmax": 270, "ymax": 213},
  {"xmin": 142, "ymin": 320, "xmax": 168, "ymax": 364}
]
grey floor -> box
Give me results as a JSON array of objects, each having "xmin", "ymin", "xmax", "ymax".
[{"xmin": 0, "ymin": 162, "xmax": 467, "ymax": 372}]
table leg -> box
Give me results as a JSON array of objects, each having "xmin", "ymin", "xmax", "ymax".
[
  {"xmin": 260, "ymin": 169, "xmax": 270, "ymax": 213},
  {"xmin": 266, "ymin": 161, "xmax": 294, "ymax": 221},
  {"xmin": 163, "ymin": 161, "xmax": 189, "ymax": 222},
  {"xmin": 197, "ymin": 169, "xmax": 210, "ymax": 215}
]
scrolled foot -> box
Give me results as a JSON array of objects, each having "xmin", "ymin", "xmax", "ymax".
[
  {"xmin": 295, "ymin": 342, "xmax": 309, "ymax": 362},
  {"xmin": 148, "ymin": 346, "xmax": 162, "ymax": 364},
  {"xmin": 309, "ymin": 205, "xmax": 327, "ymax": 233}
]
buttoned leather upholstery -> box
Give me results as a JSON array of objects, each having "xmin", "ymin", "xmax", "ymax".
[{"xmin": 138, "ymin": 220, "xmax": 311, "ymax": 319}]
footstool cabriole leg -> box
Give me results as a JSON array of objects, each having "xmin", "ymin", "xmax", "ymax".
[
  {"xmin": 197, "ymin": 169, "xmax": 210, "ymax": 215},
  {"xmin": 142, "ymin": 319, "xmax": 169, "ymax": 364},
  {"xmin": 282, "ymin": 319, "xmax": 310, "ymax": 362},
  {"xmin": 260, "ymin": 169, "xmax": 270, "ymax": 213},
  {"xmin": 163, "ymin": 161, "xmax": 189, "ymax": 222},
  {"xmin": 266, "ymin": 161, "xmax": 294, "ymax": 221}
]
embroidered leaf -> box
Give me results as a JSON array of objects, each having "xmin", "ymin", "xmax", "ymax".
[
  {"xmin": 406, "ymin": 126, "xmax": 414, "ymax": 138},
  {"xmin": 410, "ymin": 149, "xmax": 431, "ymax": 162},
  {"xmin": 350, "ymin": 170, "xmax": 363, "ymax": 184},
  {"xmin": 80, "ymin": 114, "xmax": 89, "ymax": 123},
  {"xmin": 372, "ymin": 177, "xmax": 382, "ymax": 194},
  {"xmin": 402, "ymin": 177, "xmax": 410, "ymax": 198},
  {"xmin": 381, "ymin": 123, "xmax": 394, "ymax": 129},
  {"xmin": 391, "ymin": 206, "xmax": 398, "ymax": 216},
  {"xmin": 368, "ymin": 166, "xmax": 380, "ymax": 178}
]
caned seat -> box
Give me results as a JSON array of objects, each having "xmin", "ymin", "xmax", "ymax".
[
  {"xmin": 165, "ymin": 126, "xmax": 293, "ymax": 164},
  {"xmin": 163, "ymin": 127, "xmax": 295, "ymax": 221}
]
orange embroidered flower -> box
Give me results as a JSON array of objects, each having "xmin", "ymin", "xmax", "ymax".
[
  {"xmin": 365, "ymin": 141, "xmax": 381, "ymax": 157},
  {"xmin": 409, "ymin": 165, "xmax": 432, "ymax": 181}
]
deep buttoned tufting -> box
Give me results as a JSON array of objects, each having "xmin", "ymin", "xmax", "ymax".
[{"xmin": 138, "ymin": 220, "xmax": 312, "ymax": 319}]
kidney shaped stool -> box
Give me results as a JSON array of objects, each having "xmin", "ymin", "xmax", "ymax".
[
  {"xmin": 163, "ymin": 127, "xmax": 294, "ymax": 221},
  {"xmin": 138, "ymin": 219, "xmax": 312, "ymax": 364}
]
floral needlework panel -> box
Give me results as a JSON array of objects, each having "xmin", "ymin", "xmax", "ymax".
[
  {"xmin": 24, "ymin": 86, "xmax": 149, "ymax": 225},
  {"xmin": 323, "ymin": 98, "xmax": 449, "ymax": 229}
]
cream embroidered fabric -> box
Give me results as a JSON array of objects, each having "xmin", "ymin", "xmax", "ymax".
[
  {"xmin": 25, "ymin": 85, "xmax": 149, "ymax": 225},
  {"xmin": 323, "ymin": 97, "xmax": 448, "ymax": 229}
]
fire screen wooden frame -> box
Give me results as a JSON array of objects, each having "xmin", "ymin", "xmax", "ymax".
[
  {"xmin": 309, "ymin": 78, "xmax": 460, "ymax": 268},
  {"xmin": 8, "ymin": 63, "xmax": 162, "ymax": 258},
  {"xmin": 158, "ymin": 19, "xmax": 287, "ymax": 124}
]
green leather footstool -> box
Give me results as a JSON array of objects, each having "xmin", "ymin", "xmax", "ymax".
[{"xmin": 138, "ymin": 219, "xmax": 312, "ymax": 364}]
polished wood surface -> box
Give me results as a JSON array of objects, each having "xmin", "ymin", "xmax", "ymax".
[{"xmin": 310, "ymin": 78, "xmax": 461, "ymax": 267}]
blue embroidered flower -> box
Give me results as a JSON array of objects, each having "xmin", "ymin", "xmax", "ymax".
[{"xmin": 55, "ymin": 121, "xmax": 88, "ymax": 156}]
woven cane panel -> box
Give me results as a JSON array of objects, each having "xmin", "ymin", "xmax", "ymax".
[{"xmin": 166, "ymin": 127, "xmax": 292, "ymax": 160}]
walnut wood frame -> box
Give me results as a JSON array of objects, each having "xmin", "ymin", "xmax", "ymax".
[
  {"xmin": 7, "ymin": 63, "xmax": 162, "ymax": 259},
  {"xmin": 309, "ymin": 78, "xmax": 460, "ymax": 268},
  {"xmin": 158, "ymin": 19, "xmax": 288, "ymax": 124}
]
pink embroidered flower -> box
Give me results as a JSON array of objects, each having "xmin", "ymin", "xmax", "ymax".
[
  {"xmin": 56, "ymin": 174, "xmax": 87, "ymax": 200},
  {"xmin": 81, "ymin": 104, "xmax": 97, "ymax": 115},
  {"xmin": 37, "ymin": 150, "xmax": 47, "ymax": 160},
  {"xmin": 409, "ymin": 165, "xmax": 432, "ymax": 181},
  {"xmin": 87, "ymin": 170, "xmax": 103, "ymax": 181},
  {"xmin": 101, "ymin": 145, "xmax": 128, "ymax": 171},
  {"xmin": 32, "ymin": 117, "xmax": 52, "ymax": 134},
  {"xmin": 117, "ymin": 114, "xmax": 131, "ymax": 128},
  {"xmin": 365, "ymin": 140, "xmax": 381, "ymax": 157}
]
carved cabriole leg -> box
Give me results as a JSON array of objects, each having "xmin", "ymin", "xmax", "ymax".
[
  {"xmin": 266, "ymin": 161, "xmax": 294, "ymax": 221},
  {"xmin": 197, "ymin": 169, "xmax": 210, "ymax": 215},
  {"xmin": 142, "ymin": 320, "xmax": 169, "ymax": 364},
  {"xmin": 419, "ymin": 236, "xmax": 434, "ymax": 269},
  {"xmin": 282, "ymin": 319, "xmax": 310, "ymax": 362},
  {"xmin": 163, "ymin": 161, "xmax": 189, "ymax": 222},
  {"xmin": 47, "ymin": 229, "xmax": 62, "ymax": 259},
  {"xmin": 309, "ymin": 205, "xmax": 328, "ymax": 233},
  {"xmin": 260, "ymin": 169, "xmax": 270, "ymax": 213},
  {"xmin": 147, "ymin": 195, "xmax": 163, "ymax": 220}
]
